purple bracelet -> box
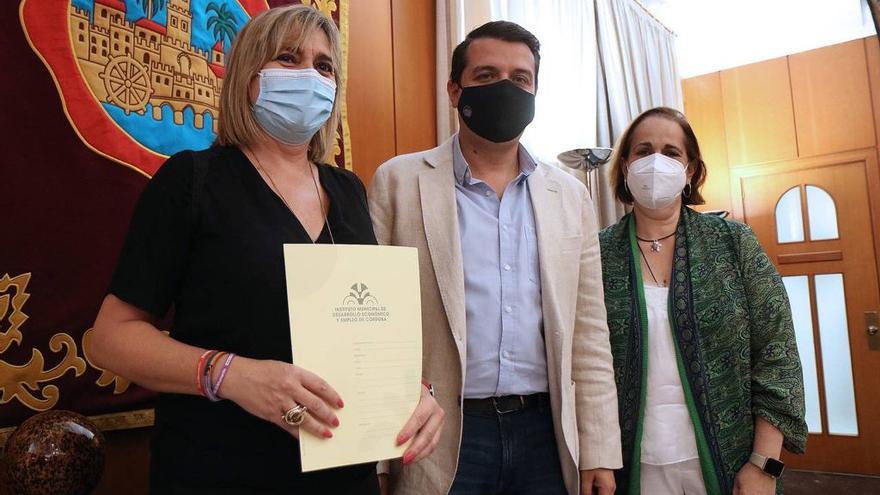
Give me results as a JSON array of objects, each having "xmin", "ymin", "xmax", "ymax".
[
  {"xmin": 201, "ymin": 350, "xmax": 222, "ymax": 401},
  {"xmin": 210, "ymin": 353, "xmax": 236, "ymax": 401}
]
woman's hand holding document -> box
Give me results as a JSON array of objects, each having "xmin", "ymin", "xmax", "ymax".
[{"xmin": 284, "ymin": 244, "xmax": 439, "ymax": 472}]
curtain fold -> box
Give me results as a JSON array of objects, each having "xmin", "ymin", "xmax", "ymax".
[
  {"xmin": 594, "ymin": 0, "xmax": 681, "ymax": 226},
  {"xmin": 435, "ymin": 0, "xmax": 493, "ymax": 141},
  {"xmin": 490, "ymin": 0, "xmax": 598, "ymax": 167},
  {"xmin": 435, "ymin": 0, "xmax": 457, "ymax": 142}
]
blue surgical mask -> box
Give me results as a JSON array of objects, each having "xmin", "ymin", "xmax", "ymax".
[{"xmin": 253, "ymin": 68, "xmax": 336, "ymax": 145}]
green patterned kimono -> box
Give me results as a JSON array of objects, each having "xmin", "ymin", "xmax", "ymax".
[{"xmin": 599, "ymin": 207, "xmax": 807, "ymax": 495}]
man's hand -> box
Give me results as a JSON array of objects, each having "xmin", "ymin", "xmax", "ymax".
[
  {"xmin": 396, "ymin": 383, "xmax": 445, "ymax": 464},
  {"xmin": 580, "ymin": 468, "xmax": 616, "ymax": 495}
]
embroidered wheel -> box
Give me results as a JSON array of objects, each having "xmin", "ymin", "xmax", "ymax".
[{"xmin": 100, "ymin": 56, "xmax": 152, "ymax": 115}]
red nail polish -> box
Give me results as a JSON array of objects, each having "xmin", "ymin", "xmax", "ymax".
[
  {"xmin": 403, "ymin": 453, "xmax": 413, "ymax": 465},
  {"xmin": 332, "ymin": 418, "xmax": 340, "ymax": 427},
  {"xmin": 338, "ymin": 399, "xmax": 345, "ymax": 408},
  {"xmin": 396, "ymin": 434, "xmax": 409, "ymax": 446},
  {"xmin": 323, "ymin": 429, "xmax": 333, "ymax": 438}
]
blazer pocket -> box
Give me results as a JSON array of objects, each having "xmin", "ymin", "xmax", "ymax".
[{"xmin": 559, "ymin": 234, "xmax": 582, "ymax": 254}]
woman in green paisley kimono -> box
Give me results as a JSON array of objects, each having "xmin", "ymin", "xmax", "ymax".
[{"xmin": 599, "ymin": 107, "xmax": 807, "ymax": 495}]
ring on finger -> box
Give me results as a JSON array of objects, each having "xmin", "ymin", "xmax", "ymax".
[{"xmin": 283, "ymin": 404, "xmax": 308, "ymax": 426}]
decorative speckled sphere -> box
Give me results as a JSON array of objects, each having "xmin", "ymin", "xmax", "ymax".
[{"xmin": 2, "ymin": 410, "xmax": 105, "ymax": 495}]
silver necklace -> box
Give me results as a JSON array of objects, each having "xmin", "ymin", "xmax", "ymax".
[
  {"xmin": 635, "ymin": 230, "xmax": 675, "ymax": 252},
  {"xmin": 248, "ymin": 148, "xmax": 335, "ymax": 245}
]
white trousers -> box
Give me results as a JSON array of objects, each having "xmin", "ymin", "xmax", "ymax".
[{"xmin": 640, "ymin": 459, "xmax": 707, "ymax": 495}]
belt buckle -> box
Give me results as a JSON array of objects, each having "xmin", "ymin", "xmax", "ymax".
[{"xmin": 492, "ymin": 395, "xmax": 525, "ymax": 415}]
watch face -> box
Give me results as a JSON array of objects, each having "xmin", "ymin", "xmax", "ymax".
[{"xmin": 764, "ymin": 458, "xmax": 785, "ymax": 478}]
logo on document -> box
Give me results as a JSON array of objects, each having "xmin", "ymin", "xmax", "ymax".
[
  {"xmin": 332, "ymin": 283, "xmax": 389, "ymax": 324},
  {"xmin": 343, "ymin": 283, "xmax": 378, "ymax": 306}
]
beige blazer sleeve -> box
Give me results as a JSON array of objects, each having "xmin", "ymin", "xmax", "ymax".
[
  {"xmin": 368, "ymin": 165, "xmax": 392, "ymax": 246},
  {"xmin": 573, "ymin": 192, "xmax": 623, "ymax": 470},
  {"xmin": 369, "ymin": 166, "xmax": 394, "ymax": 478}
]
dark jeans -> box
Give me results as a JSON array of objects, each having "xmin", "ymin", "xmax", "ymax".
[{"xmin": 450, "ymin": 397, "xmax": 568, "ymax": 495}]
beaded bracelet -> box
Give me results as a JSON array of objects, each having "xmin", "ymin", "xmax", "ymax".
[{"xmin": 210, "ymin": 353, "xmax": 236, "ymax": 400}]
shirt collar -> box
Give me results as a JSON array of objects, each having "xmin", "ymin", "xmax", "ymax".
[{"xmin": 452, "ymin": 133, "xmax": 538, "ymax": 187}]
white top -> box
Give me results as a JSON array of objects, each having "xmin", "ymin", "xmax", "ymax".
[{"xmin": 640, "ymin": 285, "xmax": 700, "ymax": 466}]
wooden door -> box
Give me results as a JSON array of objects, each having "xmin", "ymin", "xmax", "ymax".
[{"xmin": 737, "ymin": 151, "xmax": 880, "ymax": 474}]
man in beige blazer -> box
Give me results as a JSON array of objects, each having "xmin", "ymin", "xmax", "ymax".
[{"xmin": 369, "ymin": 21, "xmax": 621, "ymax": 495}]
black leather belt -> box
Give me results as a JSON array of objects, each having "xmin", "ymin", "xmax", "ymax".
[{"xmin": 462, "ymin": 393, "xmax": 549, "ymax": 416}]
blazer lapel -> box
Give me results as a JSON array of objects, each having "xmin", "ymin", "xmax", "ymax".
[
  {"xmin": 528, "ymin": 168, "xmax": 565, "ymax": 376},
  {"xmin": 419, "ymin": 143, "xmax": 468, "ymax": 361}
]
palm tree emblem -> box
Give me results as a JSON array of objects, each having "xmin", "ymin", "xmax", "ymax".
[
  {"xmin": 207, "ymin": 2, "xmax": 238, "ymax": 50},
  {"xmin": 137, "ymin": 0, "xmax": 165, "ymax": 20}
]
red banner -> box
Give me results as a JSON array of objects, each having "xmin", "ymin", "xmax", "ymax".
[{"xmin": 1, "ymin": 0, "xmax": 351, "ymax": 440}]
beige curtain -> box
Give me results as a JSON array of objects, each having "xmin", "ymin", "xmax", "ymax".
[
  {"xmin": 435, "ymin": 0, "xmax": 493, "ymax": 141},
  {"xmin": 490, "ymin": 1, "xmax": 599, "ymax": 167},
  {"xmin": 593, "ymin": 0, "xmax": 682, "ymax": 227}
]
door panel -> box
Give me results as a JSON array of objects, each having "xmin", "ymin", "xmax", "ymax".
[
  {"xmin": 740, "ymin": 158, "xmax": 880, "ymax": 474},
  {"xmin": 721, "ymin": 57, "xmax": 798, "ymax": 165}
]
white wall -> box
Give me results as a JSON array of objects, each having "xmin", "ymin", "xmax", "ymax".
[{"xmin": 642, "ymin": 0, "xmax": 877, "ymax": 77}]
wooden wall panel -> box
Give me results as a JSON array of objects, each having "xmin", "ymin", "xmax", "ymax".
[
  {"xmin": 682, "ymin": 72, "xmax": 731, "ymax": 214},
  {"xmin": 720, "ymin": 57, "xmax": 798, "ymax": 166},
  {"xmin": 865, "ymin": 37, "xmax": 880, "ymax": 154},
  {"xmin": 348, "ymin": 0, "xmax": 437, "ymax": 185},
  {"xmin": 789, "ymin": 39, "xmax": 875, "ymax": 157},
  {"xmin": 348, "ymin": 0, "xmax": 396, "ymax": 183},
  {"xmin": 391, "ymin": 0, "xmax": 437, "ymax": 156}
]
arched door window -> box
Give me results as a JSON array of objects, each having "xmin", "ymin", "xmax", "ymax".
[{"xmin": 775, "ymin": 185, "xmax": 840, "ymax": 243}]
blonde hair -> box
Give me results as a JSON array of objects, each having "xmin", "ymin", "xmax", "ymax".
[{"xmin": 215, "ymin": 4, "xmax": 342, "ymax": 164}]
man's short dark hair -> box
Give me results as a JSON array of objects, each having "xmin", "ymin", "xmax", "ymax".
[{"xmin": 449, "ymin": 21, "xmax": 541, "ymax": 86}]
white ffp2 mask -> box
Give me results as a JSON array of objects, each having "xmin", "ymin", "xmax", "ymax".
[{"xmin": 626, "ymin": 153, "xmax": 688, "ymax": 209}]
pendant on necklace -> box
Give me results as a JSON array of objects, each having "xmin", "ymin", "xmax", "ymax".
[{"xmin": 651, "ymin": 240, "xmax": 662, "ymax": 252}]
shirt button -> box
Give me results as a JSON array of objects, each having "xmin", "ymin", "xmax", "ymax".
[
  {"xmin": 503, "ymin": 264, "xmax": 511, "ymax": 271},
  {"xmin": 504, "ymin": 305, "xmax": 512, "ymax": 313},
  {"xmin": 484, "ymin": 190, "xmax": 492, "ymax": 197},
  {"xmin": 502, "ymin": 350, "xmax": 511, "ymax": 358}
]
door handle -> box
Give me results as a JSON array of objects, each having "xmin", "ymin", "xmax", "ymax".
[{"xmin": 867, "ymin": 312, "xmax": 880, "ymax": 351}]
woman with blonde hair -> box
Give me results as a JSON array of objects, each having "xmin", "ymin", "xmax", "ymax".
[
  {"xmin": 88, "ymin": 5, "xmax": 443, "ymax": 494},
  {"xmin": 599, "ymin": 107, "xmax": 806, "ymax": 495}
]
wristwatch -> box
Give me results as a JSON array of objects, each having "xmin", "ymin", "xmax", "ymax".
[{"xmin": 749, "ymin": 452, "xmax": 785, "ymax": 478}]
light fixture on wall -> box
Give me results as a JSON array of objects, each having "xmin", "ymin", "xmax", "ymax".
[{"xmin": 557, "ymin": 147, "xmax": 614, "ymax": 195}]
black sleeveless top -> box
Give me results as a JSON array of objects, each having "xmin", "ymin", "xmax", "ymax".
[{"xmin": 109, "ymin": 146, "xmax": 378, "ymax": 493}]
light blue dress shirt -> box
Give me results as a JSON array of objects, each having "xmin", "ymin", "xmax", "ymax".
[{"xmin": 452, "ymin": 135, "xmax": 549, "ymax": 399}]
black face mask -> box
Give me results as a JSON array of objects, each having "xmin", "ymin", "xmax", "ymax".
[{"xmin": 457, "ymin": 79, "xmax": 535, "ymax": 143}]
